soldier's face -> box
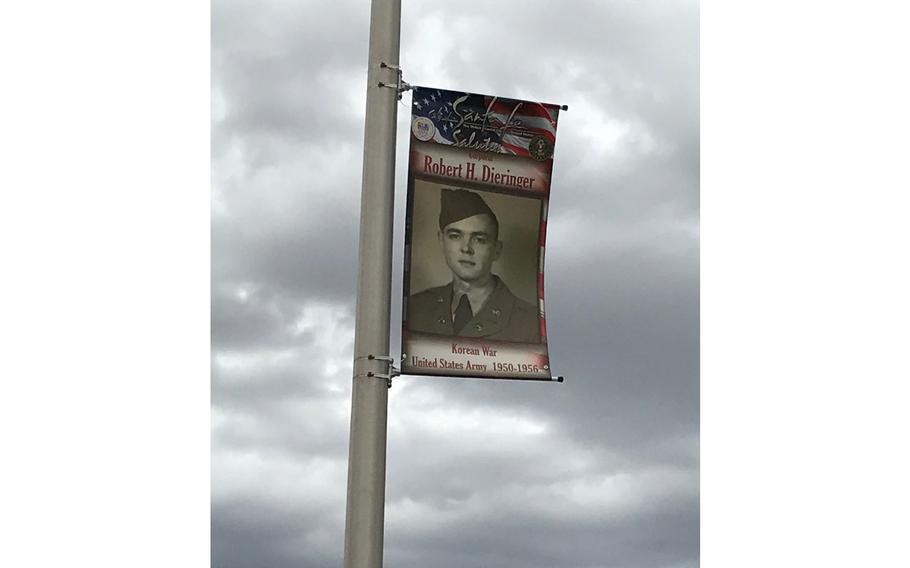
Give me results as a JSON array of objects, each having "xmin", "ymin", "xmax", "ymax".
[{"xmin": 439, "ymin": 214, "xmax": 502, "ymax": 283}]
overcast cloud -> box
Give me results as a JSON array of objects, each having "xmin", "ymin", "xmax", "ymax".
[{"xmin": 213, "ymin": 1, "xmax": 699, "ymax": 566}]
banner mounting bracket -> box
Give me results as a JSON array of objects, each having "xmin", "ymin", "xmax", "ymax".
[
  {"xmin": 377, "ymin": 61, "xmax": 411, "ymax": 100},
  {"xmin": 354, "ymin": 354, "xmax": 401, "ymax": 388}
]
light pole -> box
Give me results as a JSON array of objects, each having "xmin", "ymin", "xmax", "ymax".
[{"xmin": 343, "ymin": 0, "xmax": 401, "ymax": 566}]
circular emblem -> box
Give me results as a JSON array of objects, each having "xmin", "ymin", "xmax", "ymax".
[
  {"xmin": 411, "ymin": 116, "xmax": 435, "ymax": 141},
  {"xmin": 528, "ymin": 135, "xmax": 554, "ymax": 161}
]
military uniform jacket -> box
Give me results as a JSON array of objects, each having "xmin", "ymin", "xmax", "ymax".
[{"xmin": 407, "ymin": 276, "xmax": 541, "ymax": 343}]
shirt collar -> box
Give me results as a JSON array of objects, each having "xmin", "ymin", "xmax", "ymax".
[{"xmin": 451, "ymin": 276, "xmax": 499, "ymax": 317}]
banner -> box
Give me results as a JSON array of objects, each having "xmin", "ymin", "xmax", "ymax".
[{"xmin": 401, "ymin": 86, "xmax": 562, "ymax": 380}]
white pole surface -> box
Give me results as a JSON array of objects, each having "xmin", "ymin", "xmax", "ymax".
[{"xmin": 343, "ymin": 0, "xmax": 401, "ymax": 567}]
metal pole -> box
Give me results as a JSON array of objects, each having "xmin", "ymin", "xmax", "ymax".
[{"xmin": 343, "ymin": 0, "xmax": 400, "ymax": 567}]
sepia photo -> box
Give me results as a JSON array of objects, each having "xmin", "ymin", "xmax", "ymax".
[{"xmin": 406, "ymin": 179, "xmax": 543, "ymax": 343}]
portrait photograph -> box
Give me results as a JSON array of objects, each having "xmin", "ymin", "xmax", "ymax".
[{"xmin": 405, "ymin": 178, "xmax": 544, "ymax": 344}]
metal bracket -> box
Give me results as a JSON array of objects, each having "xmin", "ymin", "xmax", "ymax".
[
  {"xmin": 366, "ymin": 368, "xmax": 400, "ymax": 388},
  {"xmin": 354, "ymin": 354, "xmax": 401, "ymax": 388},
  {"xmin": 367, "ymin": 354, "xmax": 394, "ymax": 363},
  {"xmin": 377, "ymin": 61, "xmax": 411, "ymax": 100}
]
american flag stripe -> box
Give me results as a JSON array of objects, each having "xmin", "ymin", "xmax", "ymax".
[
  {"xmin": 489, "ymin": 102, "xmax": 557, "ymax": 130},
  {"xmin": 489, "ymin": 99, "xmax": 558, "ymax": 125},
  {"xmin": 500, "ymin": 140, "xmax": 530, "ymax": 157},
  {"xmin": 492, "ymin": 103, "xmax": 556, "ymax": 131}
]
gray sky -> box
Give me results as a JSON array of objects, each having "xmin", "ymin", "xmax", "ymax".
[{"xmin": 212, "ymin": 1, "xmax": 699, "ymax": 567}]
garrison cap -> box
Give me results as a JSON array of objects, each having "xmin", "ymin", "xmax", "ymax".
[{"xmin": 438, "ymin": 189, "xmax": 498, "ymax": 230}]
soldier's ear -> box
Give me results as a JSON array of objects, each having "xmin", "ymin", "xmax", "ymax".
[{"xmin": 493, "ymin": 240, "xmax": 503, "ymax": 260}]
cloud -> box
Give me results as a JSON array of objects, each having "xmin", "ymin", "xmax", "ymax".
[{"xmin": 212, "ymin": 0, "xmax": 699, "ymax": 567}]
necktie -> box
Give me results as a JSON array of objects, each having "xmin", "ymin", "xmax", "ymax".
[{"xmin": 453, "ymin": 294, "xmax": 473, "ymax": 334}]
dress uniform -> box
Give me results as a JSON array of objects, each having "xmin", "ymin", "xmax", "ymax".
[
  {"xmin": 407, "ymin": 188, "xmax": 541, "ymax": 344},
  {"xmin": 407, "ymin": 276, "xmax": 541, "ymax": 343}
]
